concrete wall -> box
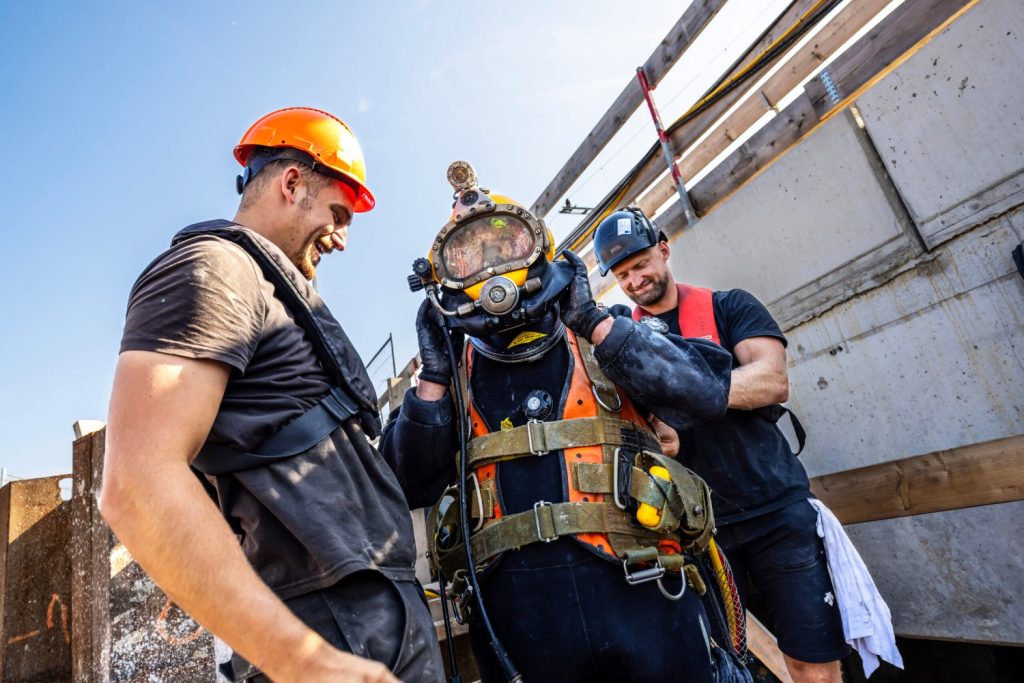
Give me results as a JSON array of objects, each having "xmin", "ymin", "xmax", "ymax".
[{"xmin": 604, "ymin": 0, "xmax": 1024, "ymax": 645}]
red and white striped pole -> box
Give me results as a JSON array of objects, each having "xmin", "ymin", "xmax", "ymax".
[{"xmin": 636, "ymin": 66, "xmax": 697, "ymax": 227}]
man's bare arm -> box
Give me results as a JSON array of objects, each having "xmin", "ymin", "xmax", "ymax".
[
  {"xmin": 101, "ymin": 350, "xmax": 397, "ymax": 683},
  {"xmin": 728, "ymin": 337, "xmax": 789, "ymax": 410}
]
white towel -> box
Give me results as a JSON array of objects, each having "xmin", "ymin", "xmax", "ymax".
[{"xmin": 807, "ymin": 498, "xmax": 904, "ymax": 677}]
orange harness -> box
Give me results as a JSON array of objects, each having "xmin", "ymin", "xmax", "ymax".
[{"xmin": 462, "ymin": 330, "xmax": 682, "ymax": 563}]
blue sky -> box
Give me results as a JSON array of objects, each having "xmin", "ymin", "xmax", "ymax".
[{"xmin": 0, "ymin": 1, "xmax": 789, "ymax": 478}]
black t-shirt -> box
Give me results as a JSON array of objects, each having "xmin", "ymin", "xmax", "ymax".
[
  {"xmin": 120, "ymin": 233, "xmax": 417, "ymax": 598},
  {"xmin": 654, "ymin": 289, "xmax": 810, "ymax": 524}
]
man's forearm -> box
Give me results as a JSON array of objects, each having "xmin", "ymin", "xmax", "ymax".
[
  {"xmin": 380, "ymin": 385, "xmax": 458, "ymax": 508},
  {"xmin": 100, "ymin": 459, "xmax": 333, "ymax": 681},
  {"xmin": 727, "ymin": 360, "xmax": 789, "ymax": 410}
]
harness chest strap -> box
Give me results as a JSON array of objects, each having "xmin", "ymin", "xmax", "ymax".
[
  {"xmin": 468, "ymin": 459, "xmax": 699, "ymax": 524},
  {"xmin": 467, "ymin": 415, "xmax": 659, "ymax": 469},
  {"xmin": 438, "ymin": 500, "xmax": 688, "ymax": 577}
]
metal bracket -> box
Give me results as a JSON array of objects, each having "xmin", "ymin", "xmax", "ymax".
[
  {"xmin": 622, "ymin": 550, "xmax": 666, "ymax": 585},
  {"xmin": 612, "ymin": 447, "xmax": 628, "ymax": 510},
  {"xmin": 468, "ymin": 472, "xmax": 485, "ymax": 533},
  {"xmin": 533, "ymin": 501, "xmax": 557, "ymax": 542},
  {"xmin": 592, "ymin": 385, "xmax": 622, "ymax": 412},
  {"xmin": 526, "ymin": 419, "xmax": 549, "ymax": 455}
]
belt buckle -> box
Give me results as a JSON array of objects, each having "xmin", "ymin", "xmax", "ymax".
[
  {"xmin": 621, "ymin": 548, "xmax": 665, "ymax": 585},
  {"xmin": 526, "ymin": 419, "xmax": 548, "ymax": 456},
  {"xmin": 533, "ymin": 501, "xmax": 557, "ymax": 542}
]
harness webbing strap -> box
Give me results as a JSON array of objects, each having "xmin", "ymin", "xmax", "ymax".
[
  {"xmin": 574, "ymin": 336, "xmax": 621, "ymax": 413},
  {"xmin": 438, "ymin": 501, "xmax": 672, "ymax": 573},
  {"xmin": 466, "ymin": 416, "xmax": 656, "ymax": 468},
  {"xmin": 572, "ymin": 462, "xmax": 670, "ymax": 507},
  {"xmin": 192, "ymin": 387, "xmax": 359, "ymax": 475}
]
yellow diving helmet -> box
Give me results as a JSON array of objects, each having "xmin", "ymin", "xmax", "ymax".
[{"xmin": 409, "ymin": 161, "xmax": 573, "ymax": 357}]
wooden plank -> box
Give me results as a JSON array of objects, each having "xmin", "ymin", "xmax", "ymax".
[
  {"xmin": 560, "ymin": 0, "xmax": 844, "ymax": 251},
  {"xmin": 576, "ymin": 0, "xmax": 975, "ymax": 257},
  {"xmin": 637, "ymin": 0, "xmax": 893, "ymax": 216},
  {"xmin": 687, "ymin": 91, "xmax": 820, "ymax": 218},
  {"xmin": 530, "ymin": 0, "xmax": 727, "ymax": 217},
  {"xmin": 810, "ymin": 434, "xmax": 1024, "ymax": 525},
  {"xmin": 587, "ymin": 94, "xmax": 818, "ymax": 298},
  {"xmin": 747, "ymin": 611, "xmax": 795, "ymax": 683},
  {"xmin": 805, "ymin": 0, "xmax": 978, "ymax": 119}
]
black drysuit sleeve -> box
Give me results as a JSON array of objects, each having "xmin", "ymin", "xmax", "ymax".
[
  {"xmin": 378, "ymin": 388, "xmax": 458, "ymax": 510},
  {"xmin": 594, "ymin": 315, "xmax": 733, "ymax": 431}
]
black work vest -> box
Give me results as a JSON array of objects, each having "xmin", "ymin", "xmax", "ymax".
[{"xmin": 171, "ymin": 221, "xmax": 381, "ymax": 465}]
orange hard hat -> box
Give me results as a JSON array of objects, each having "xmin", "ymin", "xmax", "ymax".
[{"xmin": 234, "ymin": 107, "xmax": 375, "ymax": 212}]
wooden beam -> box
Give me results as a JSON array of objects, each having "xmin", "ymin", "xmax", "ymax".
[
  {"xmin": 648, "ymin": 0, "xmax": 976, "ymax": 244},
  {"xmin": 747, "ymin": 611, "xmax": 795, "ymax": 683},
  {"xmin": 580, "ymin": 0, "xmax": 975, "ymax": 261},
  {"xmin": 805, "ymin": 0, "xmax": 978, "ymax": 119},
  {"xmin": 530, "ymin": 0, "xmax": 727, "ymax": 217},
  {"xmin": 560, "ymin": 0, "xmax": 849, "ymax": 250},
  {"xmin": 71, "ymin": 428, "xmax": 110, "ymax": 683},
  {"xmin": 810, "ymin": 434, "xmax": 1024, "ymax": 525},
  {"xmin": 637, "ymin": 0, "xmax": 894, "ymax": 216},
  {"xmin": 688, "ymin": 91, "xmax": 820, "ymax": 216}
]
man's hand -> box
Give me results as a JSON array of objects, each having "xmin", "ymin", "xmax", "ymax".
[
  {"xmin": 294, "ymin": 643, "xmax": 399, "ymax": 683},
  {"xmin": 559, "ymin": 250, "xmax": 611, "ymax": 342},
  {"xmin": 415, "ymin": 299, "xmax": 460, "ymax": 400},
  {"xmin": 649, "ymin": 415, "xmax": 680, "ymax": 457}
]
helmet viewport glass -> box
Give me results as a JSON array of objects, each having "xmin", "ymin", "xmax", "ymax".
[{"xmin": 442, "ymin": 214, "xmax": 536, "ymax": 280}]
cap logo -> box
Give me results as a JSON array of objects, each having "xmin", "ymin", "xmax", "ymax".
[{"xmin": 617, "ymin": 217, "xmax": 632, "ymax": 235}]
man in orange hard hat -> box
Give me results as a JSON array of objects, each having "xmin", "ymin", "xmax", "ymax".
[{"xmin": 102, "ymin": 108, "xmax": 444, "ymax": 682}]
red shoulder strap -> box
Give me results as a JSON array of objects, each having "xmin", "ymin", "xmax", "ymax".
[{"xmin": 632, "ymin": 283, "xmax": 720, "ymax": 345}]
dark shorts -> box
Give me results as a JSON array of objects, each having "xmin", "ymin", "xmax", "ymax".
[
  {"xmin": 231, "ymin": 571, "xmax": 444, "ymax": 682},
  {"xmin": 714, "ymin": 499, "xmax": 849, "ymax": 664}
]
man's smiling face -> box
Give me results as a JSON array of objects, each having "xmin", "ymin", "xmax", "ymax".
[
  {"xmin": 286, "ymin": 180, "xmax": 355, "ymax": 280},
  {"xmin": 612, "ymin": 243, "xmax": 672, "ymax": 307}
]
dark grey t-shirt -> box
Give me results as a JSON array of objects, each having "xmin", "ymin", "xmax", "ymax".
[{"xmin": 121, "ymin": 232, "xmax": 417, "ymax": 598}]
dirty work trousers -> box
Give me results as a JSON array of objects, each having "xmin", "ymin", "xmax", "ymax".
[{"xmin": 230, "ymin": 570, "xmax": 444, "ymax": 682}]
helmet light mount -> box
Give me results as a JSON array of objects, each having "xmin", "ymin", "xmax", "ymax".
[{"xmin": 447, "ymin": 160, "xmax": 478, "ymax": 192}]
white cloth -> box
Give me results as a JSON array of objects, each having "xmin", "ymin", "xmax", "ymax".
[{"xmin": 807, "ymin": 498, "xmax": 904, "ymax": 677}]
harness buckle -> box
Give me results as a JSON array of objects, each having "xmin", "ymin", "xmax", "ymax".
[
  {"xmin": 468, "ymin": 473, "xmax": 485, "ymax": 533},
  {"xmin": 451, "ymin": 574, "xmax": 471, "ymax": 625},
  {"xmin": 612, "ymin": 447, "xmax": 628, "ymax": 510},
  {"xmin": 533, "ymin": 501, "xmax": 558, "ymax": 543},
  {"xmin": 592, "ymin": 385, "xmax": 622, "ymax": 412},
  {"xmin": 622, "ymin": 548, "xmax": 665, "ymax": 585},
  {"xmin": 526, "ymin": 419, "xmax": 549, "ymax": 455}
]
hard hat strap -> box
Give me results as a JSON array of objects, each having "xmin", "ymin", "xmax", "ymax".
[{"xmin": 236, "ymin": 146, "xmax": 360, "ymax": 196}]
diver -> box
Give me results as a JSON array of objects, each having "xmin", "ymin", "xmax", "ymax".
[{"xmin": 381, "ymin": 162, "xmax": 751, "ymax": 683}]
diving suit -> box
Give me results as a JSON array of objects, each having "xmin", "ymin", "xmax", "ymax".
[{"xmin": 381, "ymin": 162, "xmax": 751, "ymax": 683}]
